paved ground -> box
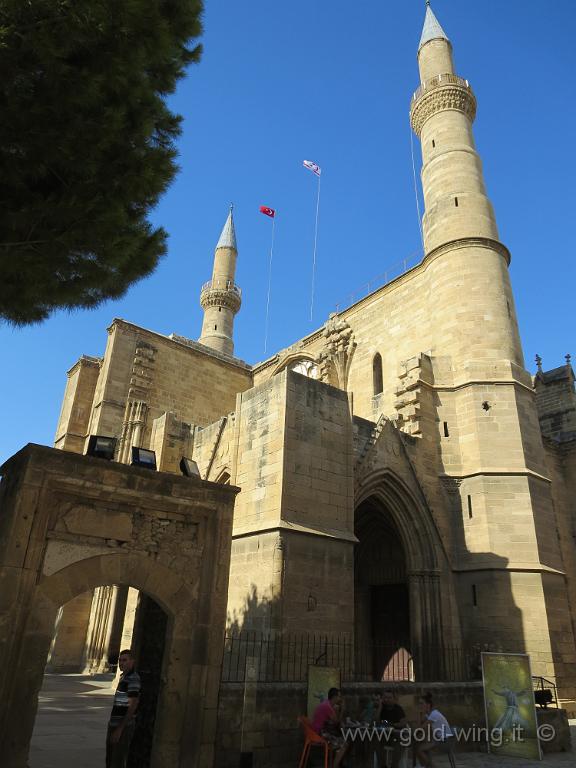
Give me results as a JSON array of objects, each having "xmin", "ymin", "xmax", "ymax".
[
  {"xmin": 29, "ymin": 674, "xmax": 575, "ymax": 767},
  {"xmin": 29, "ymin": 673, "xmax": 114, "ymax": 768}
]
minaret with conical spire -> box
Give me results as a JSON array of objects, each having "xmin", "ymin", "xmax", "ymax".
[
  {"xmin": 407, "ymin": 4, "xmax": 576, "ymax": 694},
  {"xmin": 199, "ymin": 206, "xmax": 242, "ymax": 357},
  {"xmin": 410, "ymin": 2, "xmax": 523, "ymax": 366}
]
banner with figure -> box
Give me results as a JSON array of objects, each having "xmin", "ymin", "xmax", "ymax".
[
  {"xmin": 482, "ymin": 652, "xmax": 541, "ymax": 760},
  {"xmin": 307, "ymin": 666, "xmax": 340, "ymax": 719}
]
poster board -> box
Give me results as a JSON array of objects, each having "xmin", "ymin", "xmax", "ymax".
[
  {"xmin": 307, "ymin": 665, "xmax": 341, "ymax": 719},
  {"xmin": 481, "ymin": 652, "xmax": 541, "ymax": 760}
]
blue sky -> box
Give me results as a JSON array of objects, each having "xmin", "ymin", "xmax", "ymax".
[{"xmin": 1, "ymin": 0, "xmax": 574, "ymax": 465}]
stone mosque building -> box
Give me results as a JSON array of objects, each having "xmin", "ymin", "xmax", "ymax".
[
  {"xmin": 47, "ymin": 2, "xmax": 576, "ymax": 699},
  {"xmin": 1, "ymin": 4, "xmax": 576, "ymax": 765}
]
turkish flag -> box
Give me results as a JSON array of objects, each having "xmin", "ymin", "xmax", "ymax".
[{"xmin": 259, "ymin": 205, "xmax": 276, "ymax": 218}]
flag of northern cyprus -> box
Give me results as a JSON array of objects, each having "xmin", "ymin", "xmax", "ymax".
[{"xmin": 303, "ymin": 160, "xmax": 321, "ymax": 176}]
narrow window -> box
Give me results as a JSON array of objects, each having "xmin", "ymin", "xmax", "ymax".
[
  {"xmin": 443, "ymin": 421, "xmax": 450, "ymax": 437},
  {"xmin": 214, "ymin": 325, "xmax": 217, "ymax": 330},
  {"xmin": 454, "ymin": 197, "xmax": 459, "ymax": 207},
  {"xmin": 472, "ymin": 584, "xmax": 478, "ymax": 607},
  {"xmin": 506, "ymin": 300, "xmax": 511, "ymax": 317},
  {"xmin": 467, "ymin": 495, "xmax": 473, "ymax": 519},
  {"xmin": 432, "ymin": 139, "xmax": 436, "ymax": 148},
  {"xmin": 219, "ymin": 307, "xmax": 222, "ymax": 312},
  {"xmin": 373, "ymin": 353, "xmax": 383, "ymax": 396}
]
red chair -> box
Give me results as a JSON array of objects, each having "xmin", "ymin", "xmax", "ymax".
[{"xmin": 297, "ymin": 715, "xmax": 333, "ymax": 768}]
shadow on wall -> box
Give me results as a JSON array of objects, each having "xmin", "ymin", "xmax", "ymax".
[{"xmin": 227, "ymin": 584, "xmax": 278, "ymax": 636}]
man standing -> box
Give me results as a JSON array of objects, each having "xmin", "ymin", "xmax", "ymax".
[{"xmin": 106, "ymin": 649, "xmax": 140, "ymax": 768}]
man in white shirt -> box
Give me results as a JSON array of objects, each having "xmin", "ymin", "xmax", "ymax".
[{"xmin": 415, "ymin": 693, "xmax": 454, "ymax": 767}]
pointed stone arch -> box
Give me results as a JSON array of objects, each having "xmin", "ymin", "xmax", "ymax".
[
  {"xmin": 354, "ymin": 422, "xmax": 462, "ymax": 678},
  {"xmin": 356, "ymin": 468, "xmax": 441, "ymax": 574},
  {"xmin": 271, "ymin": 350, "xmax": 318, "ymax": 377}
]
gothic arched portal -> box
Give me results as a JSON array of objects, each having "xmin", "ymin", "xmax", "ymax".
[
  {"xmin": 355, "ymin": 499, "xmax": 412, "ymax": 680},
  {"xmin": 354, "ymin": 468, "xmax": 461, "ymax": 681}
]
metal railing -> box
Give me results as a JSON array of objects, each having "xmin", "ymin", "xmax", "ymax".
[
  {"xmin": 221, "ymin": 631, "xmax": 485, "ymax": 684},
  {"xmin": 334, "ymin": 253, "xmax": 420, "ymax": 313},
  {"xmin": 200, "ymin": 278, "xmax": 242, "ymax": 297},
  {"xmin": 412, "ymin": 73, "xmax": 471, "ymax": 103}
]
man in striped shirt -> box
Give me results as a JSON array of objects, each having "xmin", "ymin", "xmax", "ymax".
[{"xmin": 106, "ymin": 649, "xmax": 140, "ymax": 768}]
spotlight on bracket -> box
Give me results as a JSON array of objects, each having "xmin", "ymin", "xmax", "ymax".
[
  {"xmin": 131, "ymin": 447, "xmax": 157, "ymax": 470},
  {"xmin": 180, "ymin": 457, "xmax": 201, "ymax": 478},
  {"xmin": 86, "ymin": 435, "xmax": 117, "ymax": 461}
]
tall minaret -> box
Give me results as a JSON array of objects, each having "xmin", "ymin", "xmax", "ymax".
[
  {"xmin": 407, "ymin": 4, "xmax": 575, "ymax": 690},
  {"xmin": 410, "ymin": 1, "xmax": 523, "ymax": 366},
  {"xmin": 199, "ymin": 206, "xmax": 242, "ymax": 357}
]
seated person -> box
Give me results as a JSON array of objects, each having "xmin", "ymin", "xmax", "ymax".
[
  {"xmin": 376, "ymin": 689, "xmax": 408, "ymax": 728},
  {"xmin": 361, "ymin": 693, "xmax": 381, "ymax": 724},
  {"xmin": 415, "ymin": 693, "xmax": 454, "ymax": 768},
  {"xmin": 311, "ymin": 687, "xmax": 350, "ymax": 768},
  {"xmin": 375, "ymin": 690, "xmax": 408, "ymax": 768}
]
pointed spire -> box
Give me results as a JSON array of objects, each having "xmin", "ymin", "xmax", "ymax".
[
  {"xmin": 419, "ymin": 2, "xmax": 450, "ymax": 51},
  {"xmin": 216, "ymin": 204, "xmax": 237, "ymax": 251}
]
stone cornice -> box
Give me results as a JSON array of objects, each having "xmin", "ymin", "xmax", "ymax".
[
  {"xmin": 424, "ymin": 236, "xmax": 511, "ymax": 267},
  {"xmin": 417, "ymin": 376, "xmax": 534, "ymax": 396},
  {"xmin": 232, "ymin": 520, "xmax": 358, "ymax": 544},
  {"xmin": 66, "ymin": 355, "xmax": 102, "ymax": 377},
  {"xmin": 452, "ymin": 563, "xmax": 565, "ymax": 576},
  {"xmin": 439, "ymin": 468, "xmax": 552, "ymax": 484},
  {"xmin": 410, "ymin": 83, "xmax": 476, "ymax": 136}
]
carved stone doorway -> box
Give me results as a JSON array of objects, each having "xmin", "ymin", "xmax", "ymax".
[
  {"xmin": 355, "ymin": 498, "xmax": 413, "ymax": 681},
  {"xmin": 0, "ymin": 444, "xmax": 237, "ymax": 768}
]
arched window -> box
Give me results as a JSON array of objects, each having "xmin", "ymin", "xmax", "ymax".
[
  {"xmin": 373, "ymin": 353, "xmax": 383, "ymax": 396},
  {"xmin": 289, "ymin": 359, "xmax": 318, "ymax": 379}
]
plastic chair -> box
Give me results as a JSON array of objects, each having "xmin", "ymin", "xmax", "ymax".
[{"xmin": 297, "ymin": 715, "xmax": 333, "ymax": 768}]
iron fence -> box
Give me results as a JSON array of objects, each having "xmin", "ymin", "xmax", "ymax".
[{"xmin": 221, "ymin": 632, "xmax": 486, "ymax": 684}]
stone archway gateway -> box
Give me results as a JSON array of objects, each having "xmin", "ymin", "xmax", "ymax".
[{"xmin": 0, "ymin": 444, "xmax": 238, "ymax": 768}]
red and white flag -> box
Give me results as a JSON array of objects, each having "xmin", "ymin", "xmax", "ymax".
[
  {"xmin": 259, "ymin": 205, "xmax": 276, "ymax": 218},
  {"xmin": 303, "ymin": 159, "xmax": 321, "ymax": 176}
]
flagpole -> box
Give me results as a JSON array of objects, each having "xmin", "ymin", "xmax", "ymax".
[
  {"xmin": 264, "ymin": 214, "xmax": 276, "ymax": 355},
  {"xmin": 310, "ymin": 173, "xmax": 321, "ymax": 322}
]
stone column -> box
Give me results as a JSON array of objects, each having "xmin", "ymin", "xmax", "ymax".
[
  {"xmin": 83, "ymin": 586, "xmax": 119, "ymax": 674},
  {"xmin": 46, "ymin": 590, "xmax": 93, "ymax": 672},
  {"xmin": 409, "ymin": 571, "xmax": 445, "ymax": 680}
]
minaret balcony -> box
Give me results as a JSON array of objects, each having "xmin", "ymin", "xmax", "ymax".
[
  {"xmin": 412, "ymin": 73, "xmax": 471, "ymax": 103},
  {"xmin": 200, "ymin": 279, "xmax": 242, "ymax": 312},
  {"xmin": 410, "ymin": 73, "xmax": 476, "ymax": 136}
]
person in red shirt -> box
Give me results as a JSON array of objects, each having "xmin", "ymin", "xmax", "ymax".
[{"xmin": 311, "ymin": 687, "xmax": 349, "ymax": 767}]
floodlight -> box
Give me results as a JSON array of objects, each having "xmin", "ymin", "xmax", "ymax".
[
  {"xmin": 86, "ymin": 435, "xmax": 117, "ymax": 461},
  {"xmin": 180, "ymin": 457, "xmax": 201, "ymax": 478},
  {"xmin": 131, "ymin": 447, "xmax": 157, "ymax": 470},
  {"xmin": 534, "ymin": 688, "xmax": 553, "ymax": 707}
]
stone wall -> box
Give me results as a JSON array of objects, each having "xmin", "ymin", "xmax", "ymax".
[
  {"xmin": 534, "ymin": 364, "xmax": 576, "ymax": 441},
  {"xmin": 215, "ymin": 680, "xmax": 572, "ymax": 767},
  {"xmin": 56, "ymin": 319, "xmax": 253, "ymax": 457},
  {"xmin": 54, "ymin": 356, "xmax": 101, "ymax": 452},
  {"xmin": 215, "ymin": 681, "xmax": 486, "ymax": 768}
]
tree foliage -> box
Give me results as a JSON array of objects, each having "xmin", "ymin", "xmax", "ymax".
[{"xmin": 0, "ymin": 0, "xmax": 203, "ymax": 324}]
